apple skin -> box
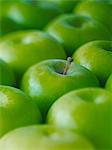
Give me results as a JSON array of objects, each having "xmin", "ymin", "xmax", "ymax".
[
  {"xmin": 74, "ymin": 1, "xmax": 112, "ymax": 34},
  {"xmin": 0, "ymin": 30, "xmax": 66, "ymax": 80},
  {"xmin": 47, "ymin": 88, "xmax": 112, "ymax": 149},
  {"xmin": 73, "ymin": 40, "xmax": 112, "ymax": 86},
  {"xmin": 0, "ymin": 125, "xmax": 94, "ymax": 150},
  {"xmin": 0, "ymin": 59, "xmax": 15, "ymax": 86},
  {"xmin": 105, "ymin": 74, "xmax": 112, "ymax": 92},
  {"xmin": 45, "ymin": 14, "xmax": 111, "ymax": 56},
  {"xmin": 21, "ymin": 59, "xmax": 99, "ymax": 120},
  {"xmin": 5, "ymin": 2, "xmax": 63, "ymax": 30},
  {"xmin": 0, "ymin": 85, "xmax": 42, "ymax": 137}
]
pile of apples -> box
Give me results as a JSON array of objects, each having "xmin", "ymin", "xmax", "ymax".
[{"xmin": 0, "ymin": 0, "xmax": 112, "ymax": 149}]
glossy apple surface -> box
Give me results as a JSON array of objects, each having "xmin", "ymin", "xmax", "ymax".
[
  {"xmin": 0, "ymin": 85, "xmax": 42, "ymax": 137},
  {"xmin": 0, "ymin": 125, "xmax": 94, "ymax": 150},
  {"xmin": 74, "ymin": 1, "xmax": 112, "ymax": 34},
  {"xmin": 47, "ymin": 88, "xmax": 112, "ymax": 149},
  {"xmin": 21, "ymin": 59, "xmax": 99, "ymax": 120},
  {"xmin": 6, "ymin": 2, "xmax": 63, "ymax": 30},
  {"xmin": 0, "ymin": 30, "xmax": 66, "ymax": 79},
  {"xmin": 0, "ymin": 59, "xmax": 15, "ymax": 86},
  {"xmin": 45, "ymin": 14, "xmax": 111, "ymax": 56},
  {"xmin": 73, "ymin": 40, "xmax": 112, "ymax": 86}
]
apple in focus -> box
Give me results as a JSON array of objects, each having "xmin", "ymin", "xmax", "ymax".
[
  {"xmin": 21, "ymin": 58, "xmax": 99, "ymax": 120},
  {"xmin": 47, "ymin": 88, "xmax": 112, "ymax": 149}
]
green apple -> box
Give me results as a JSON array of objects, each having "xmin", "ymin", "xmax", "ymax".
[
  {"xmin": 105, "ymin": 73, "xmax": 112, "ymax": 92},
  {"xmin": 5, "ymin": 2, "xmax": 63, "ymax": 30},
  {"xmin": 0, "ymin": 85, "xmax": 42, "ymax": 137},
  {"xmin": 0, "ymin": 59, "xmax": 15, "ymax": 86},
  {"xmin": 73, "ymin": 40, "xmax": 112, "ymax": 86},
  {"xmin": 74, "ymin": 1, "xmax": 112, "ymax": 34},
  {"xmin": 21, "ymin": 58, "xmax": 99, "ymax": 120},
  {"xmin": 45, "ymin": 14, "xmax": 111, "ymax": 56},
  {"xmin": 0, "ymin": 125, "xmax": 94, "ymax": 150},
  {"xmin": 39, "ymin": 0, "xmax": 79, "ymax": 13},
  {"xmin": 47, "ymin": 88, "xmax": 112, "ymax": 149},
  {"xmin": 0, "ymin": 30, "xmax": 66, "ymax": 80}
]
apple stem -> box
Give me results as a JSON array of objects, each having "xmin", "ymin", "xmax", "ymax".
[{"xmin": 63, "ymin": 57, "xmax": 73, "ymax": 75}]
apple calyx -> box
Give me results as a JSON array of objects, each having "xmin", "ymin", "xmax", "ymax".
[{"xmin": 63, "ymin": 57, "xmax": 73, "ymax": 75}]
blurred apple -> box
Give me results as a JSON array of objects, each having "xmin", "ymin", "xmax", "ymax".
[
  {"xmin": 5, "ymin": 2, "xmax": 63, "ymax": 30},
  {"xmin": 0, "ymin": 85, "xmax": 42, "ymax": 137},
  {"xmin": 0, "ymin": 125, "xmax": 94, "ymax": 150},
  {"xmin": 45, "ymin": 14, "xmax": 111, "ymax": 56},
  {"xmin": 74, "ymin": 0, "xmax": 112, "ymax": 34},
  {"xmin": 0, "ymin": 30, "xmax": 66, "ymax": 81}
]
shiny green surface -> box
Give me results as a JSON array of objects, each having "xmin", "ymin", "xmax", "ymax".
[
  {"xmin": 0, "ymin": 59, "xmax": 15, "ymax": 86},
  {"xmin": 0, "ymin": 86, "xmax": 42, "ymax": 137},
  {"xmin": 74, "ymin": 1, "xmax": 112, "ymax": 34},
  {"xmin": 47, "ymin": 88, "xmax": 112, "ymax": 149},
  {"xmin": 21, "ymin": 59, "xmax": 99, "ymax": 120},
  {"xmin": 0, "ymin": 30, "xmax": 66, "ymax": 78},
  {"xmin": 73, "ymin": 40, "xmax": 112, "ymax": 86},
  {"xmin": 6, "ymin": 2, "xmax": 63, "ymax": 30},
  {"xmin": 45, "ymin": 14, "xmax": 111, "ymax": 56},
  {"xmin": 0, "ymin": 125, "xmax": 94, "ymax": 150}
]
